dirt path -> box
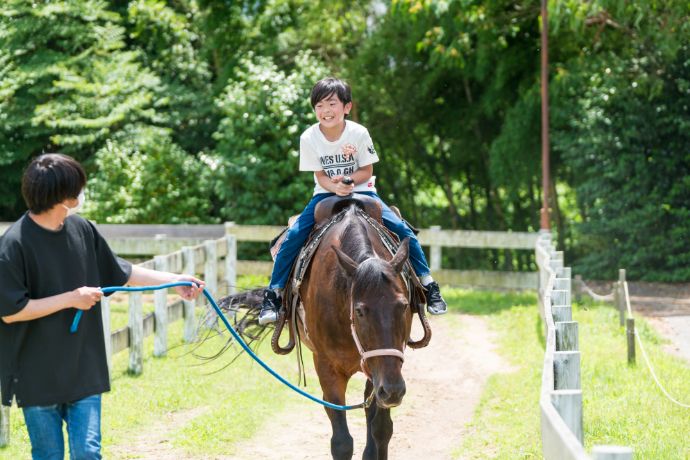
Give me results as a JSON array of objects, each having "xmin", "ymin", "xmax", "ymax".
[
  {"xmin": 627, "ymin": 284, "xmax": 690, "ymax": 364},
  {"xmin": 110, "ymin": 313, "xmax": 510, "ymax": 459},
  {"xmin": 225, "ymin": 313, "xmax": 512, "ymax": 460}
]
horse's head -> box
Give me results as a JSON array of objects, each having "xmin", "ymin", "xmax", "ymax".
[{"xmin": 332, "ymin": 238, "xmax": 412, "ymax": 408}]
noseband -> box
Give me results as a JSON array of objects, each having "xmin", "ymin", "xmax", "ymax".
[{"xmin": 349, "ymin": 279, "xmax": 406, "ymax": 380}]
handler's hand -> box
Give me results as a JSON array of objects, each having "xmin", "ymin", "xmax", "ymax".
[
  {"xmin": 173, "ymin": 275, "xmax": 205, "ymax": 301},
  {"xmin": 71, "ymin": 287, "xmax": 103, "ymax": 310}
]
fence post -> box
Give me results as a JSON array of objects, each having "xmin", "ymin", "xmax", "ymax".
[
  {"xmin": 626, "ymin": 318, "xmax": 636, "ymax": 365},
  {"xmin": 204, "ymin": 240, "xmax": 218, "ymax": 298},
  {"xmin": 182, "ymin": 246, "xmax": 196, "ymax": 343},
  {"xmin": 429, "ymin": 225, "xmax": 441, "ymax": 271},
  {"xmin": 0, "ymin": 392, "xmax": 8, "ymax": 446},
  {"xmin": 153, "ymin": 255, "xmax": 168, "ymax": 357},
  {"xmin": 554, "ymin": 351, "xmax": 581, "ymax": 390},
  {"xmin": 225, "ymin": 231, "xmax": 237, "ymax": 295},
  {"xmin": 617, "ymin": 269, "xmax": 626, "ymax": 327},
  {"xmin": 128, "ymin": 291, "xmax": 144, "ymax": 375},
  {"xmin": 101, "ymin": 295, "xmax": 112, "ymax": 375},
  {"xmin": 556, "ymin": 321, "xmax": 579, "ymax": 351},
  {"xmin": 551, "ymin": 389, "xmax": 583, "ymax": 443},
  {"xmin": 551, "ymin": 290, "xmax": 572, "ymax": 322}
]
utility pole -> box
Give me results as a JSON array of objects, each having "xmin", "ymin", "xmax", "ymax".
[{"xmin": 540, "ymin": 0, "xmax": 551, "ymax": 231}]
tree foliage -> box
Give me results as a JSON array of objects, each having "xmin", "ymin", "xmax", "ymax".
[
  {"xmin": 212, "ymin": 52, "xmax": 329, "ymax": 224},
  {"xmin": 0, "ymin": 0, "xmax": 688, "ymax": 280}
]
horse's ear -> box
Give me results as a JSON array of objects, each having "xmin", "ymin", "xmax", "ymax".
[
  {"xmin": 332, "ymin": 245, "xmax": 358, "ymax": 277},
  {"xmin": 390, "ymin": 238, "xmax": 410, "ymax": 273}
]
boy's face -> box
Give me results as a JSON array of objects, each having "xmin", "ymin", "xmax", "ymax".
[{"xmin": 314, "ymin": 93, "xmax": 352, "ymax": 130}]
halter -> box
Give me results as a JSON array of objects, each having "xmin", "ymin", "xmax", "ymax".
[{"xmin": 349, "ymin": 275, "xmax": 406, "ymax": 380}]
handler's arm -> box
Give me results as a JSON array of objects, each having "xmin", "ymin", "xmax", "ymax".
[
  {"xmin": 127, "ymin": 265, "xmax": 204, "ymax": 300},
  {"xmin": 2, "ymin": 287, "xmax": 103, "ymax": 324}
]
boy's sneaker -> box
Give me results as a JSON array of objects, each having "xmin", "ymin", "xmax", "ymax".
[
  {"xmin": 258, "ymin": 289, "xmax": 281, "ymax": 325},
  {"xmin": 424, "ymin": 282, "xmax": 447, "ymax": 315}
]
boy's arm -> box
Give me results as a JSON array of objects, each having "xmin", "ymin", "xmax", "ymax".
[
  {"xmin": 1, "ymin": 287, "xmax": 103, "ymax": 324},
  {"xmin": 317, "ymin": 164, "xmax": 373, "ymax": 196},
  {"xmin": 127, "ymin": 265, "xmax": 205, "ymax": 301}
]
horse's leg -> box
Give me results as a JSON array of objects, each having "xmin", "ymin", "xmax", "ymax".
[
  {"xmin": 362, "ymin": 381, "xmax": 393, "ymax": 460},
  {"xmin": 362, "ymin": 380, "xmax": 377, "ymax": 459},
  {"xmin": 315, "ymin": 359, "xmax": 354, "ymax": 460}
]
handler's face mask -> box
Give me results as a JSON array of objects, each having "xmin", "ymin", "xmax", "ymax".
[{"xmin": 62, "ymin": 190, "xmax": 85, "ymax": 217}]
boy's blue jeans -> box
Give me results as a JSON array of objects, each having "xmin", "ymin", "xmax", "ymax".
[
  {"xmin": 22, "ymin": 394, "xmax": 102, "ymax": 460},
  {"xmin": 269, "ymin": 192, "xmax": 431, "ymax": 290}
]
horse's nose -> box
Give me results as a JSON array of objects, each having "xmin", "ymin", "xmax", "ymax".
[{"xmin": 377, "ymin": 380, "xmax": 406, "ymax": 407}]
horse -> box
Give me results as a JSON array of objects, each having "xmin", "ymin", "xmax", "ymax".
[
  {"xmin": 215, "ymin": 198, "xmax": 431, "ymax": 459},
  {"xmin": 294, "ymin": 199, "xmax": 431, "ymax": 459}
]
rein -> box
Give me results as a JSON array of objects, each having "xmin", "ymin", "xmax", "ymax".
[{"xmin": 70, "ymin": 282, "xmax": 374, "ymax": 411}]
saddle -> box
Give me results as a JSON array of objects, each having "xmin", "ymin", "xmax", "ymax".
[{"xmin": 269, "ymin": 194, "xmax": 416, "ymax": 260}]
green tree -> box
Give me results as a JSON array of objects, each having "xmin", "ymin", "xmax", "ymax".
[
  {"xmin": 353, "ymin": 0, "xmax": 544, "ymax": 235},
  {"xmin": 549, "ymin": 1, "xmax": 690, "ymax": 281},
  {"xmin": 84, "ymin": 126, "xmax": 214, "ymax": 224},
  {"xmin": 211, "ymin": 51, "xmax": 329, "ymax": 224},
  {"xmin": 0, "ymin": 0, "xmax": 161, "ymax": 219}
]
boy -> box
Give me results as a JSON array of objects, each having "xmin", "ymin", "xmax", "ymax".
[
  {"xmin": 0, "ymin": 153, "xmax": 204, "ymax": 459},
  {"xmin": 259, "ymin": 77, "xmax": 446, "ymax": 325}
]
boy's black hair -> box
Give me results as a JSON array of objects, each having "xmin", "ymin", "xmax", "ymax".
[
  {"xmin": 21, "ymin": 153, "xmax": 86, "ymax": 214},
  {"xmin": 310, "ymin": 77, "xmax": 352, "ymax": 109}
]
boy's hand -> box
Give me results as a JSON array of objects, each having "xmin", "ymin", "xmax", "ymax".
[
  {"xmin": 172, "ymin": 275, "xmax": 205, "ymax": 300},
  {"xmin": 332, "ymin": 175, "xmax": 355, "ymax": 196},
  {"xmin": 71, "ymin": 287, "xmax": 103, "ymax": 310}
]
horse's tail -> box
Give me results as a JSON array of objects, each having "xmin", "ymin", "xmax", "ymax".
[
  {"xmin": 188, "ymin": 287, "xmax": 273, "ymax": 371},
  {"xmin": 203, "ymin": 287, "xmax": 268, "ymax": 337}
]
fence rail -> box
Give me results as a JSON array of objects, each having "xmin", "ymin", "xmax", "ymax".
[
  {"xmin": 2, "ymin": 222, "xmax": 538, "ymax": 290},
  {"xmin": 536, "ymin": 233, "xmax": 632, "ymax": 460},
  {"xmin": 0, "ymin": 220, "xmax": 539, "ymax": 447}
]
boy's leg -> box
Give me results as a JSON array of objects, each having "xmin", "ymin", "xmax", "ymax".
[
  {"xmin": 371, "ymin": 194, "xmax": 447, "ymax": 315},
  {"xmin": 260, "ymin": 193, "xmax": 332, "ymax": 324},
  {"xmin": 65, "ymin": 394, "xmax": 102, "ymax": 460},
  {"xmin": 22, "ymin": 403, "xmax": 66, "ymax": 460}
]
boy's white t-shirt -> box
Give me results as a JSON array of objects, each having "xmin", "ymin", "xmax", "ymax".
[{"xmin": 299, "ymin": 120, "xmax": 380, "ymax": 195}]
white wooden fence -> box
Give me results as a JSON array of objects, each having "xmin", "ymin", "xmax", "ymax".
[
  {"xmin": 536, "ymin": 233, "xmax": 632, "ymax": 460},
  {"xmin": 0, "ymin": 221, "xmax": 539, "ymax": 290},
  {"xmin": 0, "ymin": 220, "xmax": 540, "ymax": 448},
  {"xmin": 0, "ymin": 234, "xmax": 237, "ymax": 447}
]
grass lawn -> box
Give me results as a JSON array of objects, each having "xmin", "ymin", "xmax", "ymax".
[
  {"xmin": 449, "ymin": 289, "xmax": 690, "ymax": 459},
  {"xmin": 1, "ymin": 283, "xmax": 688, "ymax": 458}
]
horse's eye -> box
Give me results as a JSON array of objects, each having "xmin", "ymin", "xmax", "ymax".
[{"xmin": 355, "ymin": 304, "xmax": 365, "ymax": 317}]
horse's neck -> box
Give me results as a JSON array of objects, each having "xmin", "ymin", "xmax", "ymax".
[{"xmin": 340, "ymin": 212, "xmax": 382, "ymax": 262}]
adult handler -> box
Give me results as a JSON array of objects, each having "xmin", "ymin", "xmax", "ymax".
[{"xmin": 0, "ymin": 153, "xmax": 204, "ymax": 459}]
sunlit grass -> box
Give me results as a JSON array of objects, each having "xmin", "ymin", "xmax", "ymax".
[
  {"xmin": 448, "ymin": 289, "xmax": 690, "ymax": 459},
  {"xmin": 2, "ymin": 285, "xmax": 688, "ymax": 458}
]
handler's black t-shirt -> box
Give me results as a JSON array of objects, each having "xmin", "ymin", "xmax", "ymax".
[{"xmin": 0, "ymin": 213, "xmax": 132, "ymax": 407}]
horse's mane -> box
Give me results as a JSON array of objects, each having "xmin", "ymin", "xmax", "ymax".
[
  {"xmin": 339, "ymin": 206, "xmax": 374, "ymax": 263},
  {"xmin": 339, "ymin": 206, "xmax": 398, "ymax": 293}
]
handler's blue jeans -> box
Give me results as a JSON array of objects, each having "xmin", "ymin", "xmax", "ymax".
[
  {"xmin": 269, "ymin": 192, "xmax": 431, "ymax": 290},
  {"xmin": 22, "ymin": 394, "xmax": 102, "ymax": 460}
]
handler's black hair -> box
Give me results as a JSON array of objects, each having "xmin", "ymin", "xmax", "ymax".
[{"xmin": 21, "ymin": 153, "xmax": 86, "ymax": 214}]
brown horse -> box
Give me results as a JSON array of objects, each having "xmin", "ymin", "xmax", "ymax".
[{"xmin": 294, "ymin": 203, "xmax": 430, "ymax": 460}]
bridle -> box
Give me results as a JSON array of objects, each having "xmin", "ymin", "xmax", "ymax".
[{"xmin": 349, "ymin": 277, "xmax": 406, "ymax": 380}]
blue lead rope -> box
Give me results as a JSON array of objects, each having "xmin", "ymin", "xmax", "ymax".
[{"xmin": 70, "ymin": 282, "xmax": 369, "ymax": 411}]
